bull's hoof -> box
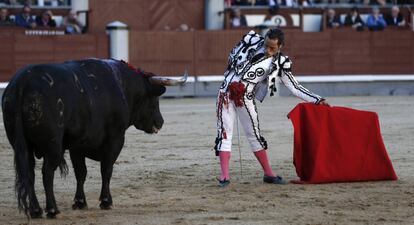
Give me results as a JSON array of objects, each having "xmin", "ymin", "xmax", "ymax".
[
  {"xmin": 72, "ymin": 199, "xmax": 88, "ymax": 210},
  {"xmin": 45, "ymin": 208, "xmax": 60, "ymax": 219},
  {"xmin": 30, "ymin": 208, "xmax": 43, "ymax": 218},
  {"xmin": 99, "ymin": 199, "xmax": 112, "ymax": 210}
]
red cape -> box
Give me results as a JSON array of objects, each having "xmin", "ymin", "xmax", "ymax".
[{"xmin": 288, "ymin": 103, "xmax": 397, "ymax": 184}]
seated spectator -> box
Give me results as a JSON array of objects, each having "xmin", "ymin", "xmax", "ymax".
[
  {"xmin": 344, "ymin": 7, "xmax": 364, "ymax": 30},
  {"xmin": 366, "ymin": 7, "xmax": 386, "ymax": 31},
  {"xmin": 385, "ymin": 5, "xmax": 406, "ymax": 27},
  {"xmin": 230, "ymin": 8, "xmax": 247, "ymax": 28},
  {"xmin": 326, "ymin": 8, "xmax": 341, "ymax": 29},
  {"xmin": 0, "ymin": 7, "xmax": 14, "ymax": 25},
  {"xmin": 273, "ymin": 0, "xmax": 297, "ymax": 7},
  {"xmin": 62, "ymin": 11, "xmax": 83, "ymax": 34},
  {"xmin": 299, "ymin": 0, "xmax": 312, "ymax": 7},
  {"xmin": 35, "ymin": 10, "xmax": 56, "ymax": 28},
  {"xmin": 15, "ymin": 5, "xmax": 36, "ymax": 28},
  {"xmin": 268, "ymin": 0, "xmax": 277, "ymax": 6}
]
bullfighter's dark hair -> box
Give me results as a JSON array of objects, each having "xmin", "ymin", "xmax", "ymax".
[{"xmin": 266, "ymin": 28, "xmax": 284, "ymax": 46}]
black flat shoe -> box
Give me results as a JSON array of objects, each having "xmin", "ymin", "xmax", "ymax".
[
  {"xmin": 218, "ymin": 179, "xmax": 230, "ymax": 187},
  {"xmin": 263, "ymin": 175, "xmax": 287, "ymax": 184}
]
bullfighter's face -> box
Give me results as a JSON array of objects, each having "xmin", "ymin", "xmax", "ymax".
[{"xmin": 264, "ymin": 37, "xmax": 280, "ymax": 57}]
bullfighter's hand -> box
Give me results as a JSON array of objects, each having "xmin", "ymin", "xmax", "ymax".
[{"xmin": 319, "ymin": 100, "xmax": 330, "ymax": 106}]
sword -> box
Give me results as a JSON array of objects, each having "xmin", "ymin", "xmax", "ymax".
[{"xmin": 236, "ymin": 115, "xmax": 243, "ymax": 178}]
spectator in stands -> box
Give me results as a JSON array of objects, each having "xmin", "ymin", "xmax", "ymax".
[
  {"xmin": 269, "ymin": 0, "xmax": 298, "ymax": 7},
  {"xmin": 326, "ymin": 8, "xmax": 341, "ymax": 29},
  {"xmin": 268, "ymin": 0, "xmax": 277, "ymax": 6},
  {"xmin": 35, "ymin": 10, "xmax": 56, "ymax": 28},
  {"xmin": 230, "ymin": 8, "xmax": 247, "ymax": 28},
  {"xmin": 0, "ymin": 7, "xmax": 14, "ymax": 25},
  {"xmin": 366, "ymin": 7, "xmax": 386, "ymax": 31},
  {"xmin": 62, "ymin": 11, "xmax": 83, "ymax": 34},
  {"xmin": 299, "ymin": 0, "xmax": 313, "ymax": 7},
  {"xmin": 385, "ymin": 5, "xmax": 406, "ymax": 27},
  {"xmin": 344, "ymin": 7, "xmax": 364, "ymax": 30},
  {"xmin": 15, "ymin": 5, "xmax": 36, "ymax": 28}
]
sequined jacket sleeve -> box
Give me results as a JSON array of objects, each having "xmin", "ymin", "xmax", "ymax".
[
  {"xmin": 226, "ymin": 30, "xmax": 264, "ymax": 74},
  {"xmin": 270, "ymin": 55, "xmax": 324, "ymax": 104}
]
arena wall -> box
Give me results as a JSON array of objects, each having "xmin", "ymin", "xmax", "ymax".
[
  {"xmin": 130, "ymin": 29, "xmax": 414, "ymax": 76},
  {"xmin": 0, "ymin": 28, "xmax": 413, "ymax": 82},
  {"xmin": 0, "ymin": 28, "xmax": 108, "ymax": 82}
]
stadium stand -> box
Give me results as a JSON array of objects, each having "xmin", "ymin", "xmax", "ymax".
[{"xmin": 0, "ymin": 0, "xmax": 413, "ymax": 96}]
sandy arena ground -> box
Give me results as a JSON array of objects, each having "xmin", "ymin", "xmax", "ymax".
[{"xmin": 0, "ymin": 96, "xmax": 413, "ymax": 225}]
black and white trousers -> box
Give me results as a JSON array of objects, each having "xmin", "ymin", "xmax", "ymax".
[{"xmin": 215, "ymin": 84, "xmax": 267, "ymax": 154}]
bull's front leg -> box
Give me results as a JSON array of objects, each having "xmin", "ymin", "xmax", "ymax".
[{"xmin": 99, "ymin": 136, "xmax": 124, "ymax": 210}]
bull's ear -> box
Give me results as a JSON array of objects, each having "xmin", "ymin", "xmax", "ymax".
[{"xmin": 151, "ymin": 85, "xmax": 166, "ymax": 96}]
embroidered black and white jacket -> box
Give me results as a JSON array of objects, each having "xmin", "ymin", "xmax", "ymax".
[{"xmin": 220, "ymin": 30, "xmax": 324, "ymax": 104}]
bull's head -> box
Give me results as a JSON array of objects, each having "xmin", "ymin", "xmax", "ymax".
[{"xmin": 132, "ymin": 69, "xmax": 188, "ymax": 134}]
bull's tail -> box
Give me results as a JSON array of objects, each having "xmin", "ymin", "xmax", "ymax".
[
  {"xmin": 59, "ymin": 157, "xmax": 68, "ymax": 178},
  {"xmin": 4, "ymin": 82, "xmax": 34, "ymax": 217},
  {"xmin": 13, "ymin": 113, "xmax": 34, "ymax": 215},
  {"xmin": 13, "ymin": 112, "xmax": 33, "ymax": 216}
]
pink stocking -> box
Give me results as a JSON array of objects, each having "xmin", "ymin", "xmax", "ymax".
[
  {"xmin": 254, "ymin": 149, "xmax": 275, "ymax": 177},
  {"xmin": 219, "ymin": 151, "xmax": 231, "ymax": 181}
]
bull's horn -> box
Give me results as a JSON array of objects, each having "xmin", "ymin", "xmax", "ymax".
[{"xmin": 149, "ymin": 70, "xmax": 188, "ymax": 86}]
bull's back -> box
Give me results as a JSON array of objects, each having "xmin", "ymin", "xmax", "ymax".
[{"xmin": 3, "ymin": 60, "xmax": 129, "ymax": 152}]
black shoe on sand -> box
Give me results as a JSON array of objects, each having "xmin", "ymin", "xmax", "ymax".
[
  {"xmin": 263, "ymin": 175, "xmax": 287, "ymax": 184},
  {"xmin": 218, "ymin": 179, "xmax": 230, "ymax": 187}
]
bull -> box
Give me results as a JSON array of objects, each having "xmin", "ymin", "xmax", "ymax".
[{"xmin": 1, "ymin": 58, "xmax": 187, "ymax": 218}]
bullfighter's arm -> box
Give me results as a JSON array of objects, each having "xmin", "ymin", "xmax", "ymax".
[{"xmin": 277, "ymin": 57, "xmax": 325, "ymax": 104}]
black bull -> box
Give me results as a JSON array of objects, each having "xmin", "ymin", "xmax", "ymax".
[{"xmin": 1, "ymin": 58, "xmax": 187, "ymax": 218}]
